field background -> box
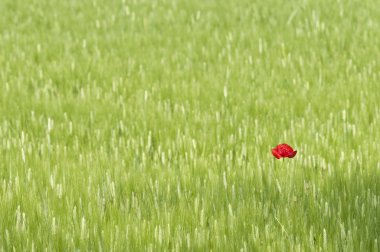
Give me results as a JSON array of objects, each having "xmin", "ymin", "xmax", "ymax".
[{"xmin": 1, "ymin": 0, "xmax": 380, "ymax": 251}]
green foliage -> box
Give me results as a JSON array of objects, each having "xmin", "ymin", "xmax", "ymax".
[{"xmin": 0, "ymin": 0, "xmax": 380, "ymax": 250}]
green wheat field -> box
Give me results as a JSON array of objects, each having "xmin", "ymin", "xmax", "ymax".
[{"xmin": 1, "ymin": 0, "xmax": 380, "ymax": 251}]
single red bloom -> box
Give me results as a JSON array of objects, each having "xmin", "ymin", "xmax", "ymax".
[{"xmin": 272, "ymin": 143, "xmax": 297, "ymax": 159}]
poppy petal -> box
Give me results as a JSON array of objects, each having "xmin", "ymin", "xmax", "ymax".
[
  {"xmin": 288, "ymin": 150, "xmax": 297, "ymax": 158},
  {"xmin": 272, "ymin": 149, "xmax": 282, "ymax": 159}
]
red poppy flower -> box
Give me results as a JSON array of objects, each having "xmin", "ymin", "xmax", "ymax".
[{"xmin": 272, "ymin": 143, "xmax": 297, "ymax": 159}]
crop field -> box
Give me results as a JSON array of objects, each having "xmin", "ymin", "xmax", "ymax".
[{"xmin": 1, "ymin": 0, "xmax": 380, "ymax": 251}]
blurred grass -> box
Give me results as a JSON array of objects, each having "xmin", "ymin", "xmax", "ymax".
[{"xmin": 0, "ymin": 0, "xmax": 380, "ymax": 250}]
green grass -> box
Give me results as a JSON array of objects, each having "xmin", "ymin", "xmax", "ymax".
[{"xmin": 1, "ymin": 0, "xmax": 380, "ymax": 250}]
